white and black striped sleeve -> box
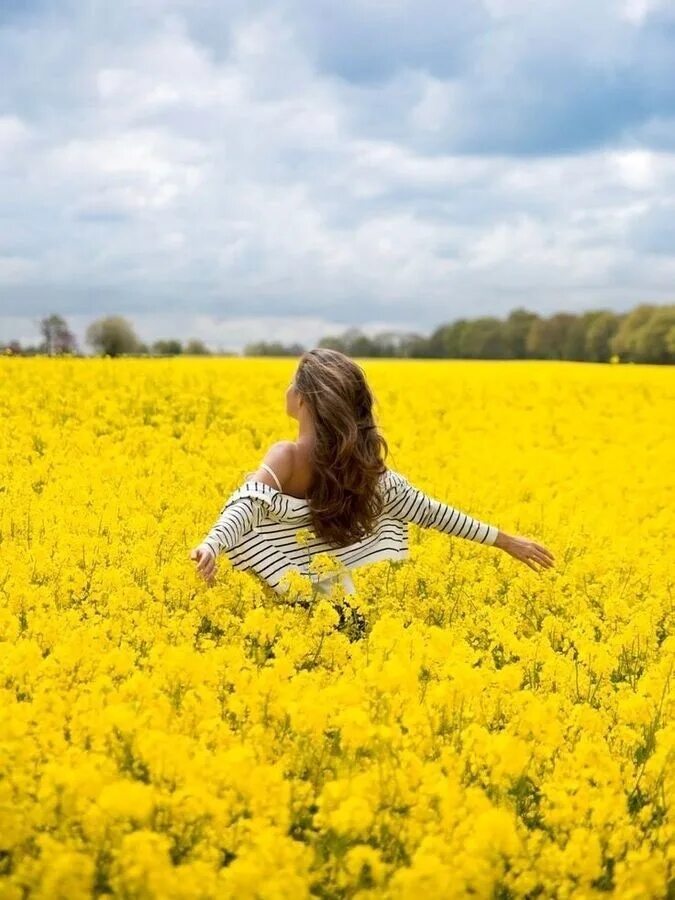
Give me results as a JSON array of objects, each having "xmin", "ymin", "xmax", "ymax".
[
  {"xmin": 202, "ymin": 497, "xmax": 267, "ymax": 556},
  {"xmin": 386, "ymin": 471, "xmax": 499, "ymax": 546},
  {"xmin": 201, "ymin": 483, "xmax": 282, "ymax": 556}
]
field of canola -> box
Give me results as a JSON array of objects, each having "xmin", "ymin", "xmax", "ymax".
[{"xmin": 0, "ymin": 356, "xmax": 673, "ymax": 899}]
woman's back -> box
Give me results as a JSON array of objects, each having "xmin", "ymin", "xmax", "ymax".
[
  {"xmin": 200, "ymin": 467, "xmax": 500, "ymax": 594},
  {"xmin": 245, "ymin": 441, "xmax": 315, "ymax": 500}
]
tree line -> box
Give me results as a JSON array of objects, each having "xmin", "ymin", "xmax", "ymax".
[{"xmin": 2, "ymin": 303, "xmax": 674, "ymax": 363}]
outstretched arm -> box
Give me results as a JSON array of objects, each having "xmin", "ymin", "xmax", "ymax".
[
  {"xmin": 204, "ymin": 441, "xmax": 295, "ymax": 555},
  {"xmin": 386, "ymin": 470, "xmax": 556, "ymax": 572},
  {"xmin": 387, "ymin": 471, "xmax": 499, "ymax": 545},
  {"xmin": 191, "ymin": 441, "xmax": 294, "ymax": 582},
  {"xmin": 201, "ymin": 496, "xmax": 267, "ymax": 557}
]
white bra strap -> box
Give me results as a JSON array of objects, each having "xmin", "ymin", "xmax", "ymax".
[{"xmin": 260, "ymin": 462, "xmax": 283, "ymax": 492}]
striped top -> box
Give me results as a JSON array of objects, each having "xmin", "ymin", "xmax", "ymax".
[{"xmin": 201, "ymin": 467, "xmax": 500, "ymax": 594}]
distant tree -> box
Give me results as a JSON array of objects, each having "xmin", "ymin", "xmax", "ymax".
[
  {"xmin": 525, "ymin": 318, "xmax": 551, "ymax": 359},
  {"xmin": 317, "ymin": 335, "xmax": 347, "ymax": 352},
  {"xmin": 503, "ymin": 308, "xmax": 540, "ymax": 359},
  {"xmin": 314, "ymin": 302, "xmax": 675, "ymax": 363},
  {"xmin": 184, "ymin": 338, "xmax": 211, "ymax": 355},
  {"xmin": 526, "ymin": 312, "xmax": 579, "ymax": 360},
  {"xmin": 370, "ymin": 331, "xmax": 403, "ymax": 358},
  {"xmin": 39, "ymin": 314, "xmax": 78, "ymax": 355},
  {"xmin": 401, "ymin": 332, "xmax": 433, "ymax": 358},
  {"xmin": 244, "ymin": 341, "xmax": 305, "ymax": 356},
  {"xmin": 424, "ymin": 324, "xmax": 450, "ymax": 358},
  {"xmin": 315, "ymin": 327, "xmax": 367, "ymax": 356},
  {"xmin": 610, "ymin": 304, "xmax": 661, "ymax": 363},
  {"xmin": 458, "ymin": 317, "xmax": 509, "ymax": 359},
  {"xmin": 441, "ymin": 320, "xmax": 471, "ymax": 358},
  {"xmin": 585, "ymin": 311, "xmax": 621, "ymax": 362},
  {"xmin": 152, "ymin": 339, "xmax": 183, "ymax": 356},
  {"xmin": 631, "ymin": 305, "xmax": 675, "ymax": 363},
  {"xmin": 86, "ymin": 316, "xmax": 141, "ymax": 357},
  {"xmin": 667, "ymin": 322, "xmax": 675, "ymax": 357},
  {"xmin": 562, "ymin": 315, "xmax": 590, "ymax": 361},
  {"xmin": 338, "ymin": 327, "xmax": 373, "ymax": 357},
  {"xmin": 349, "ymin": 335, "xmax": 376, "ymax": 358}
]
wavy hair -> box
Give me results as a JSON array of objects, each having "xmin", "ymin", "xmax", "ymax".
[{"xmin": 294, "ymin": 348, "xmax": 389, "ymax": 547}]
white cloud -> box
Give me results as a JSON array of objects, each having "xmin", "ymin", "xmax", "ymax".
[
  {"xmin": 0, "ymin": 256, "xmax": 37, "ymax": 282},
  {"xmin": 0, "ymin": 0, "xmax": 674, "ymax": 349},
  {"xmin": 609, "ymin": 149, "xmax": 658, "ymax": 189},
  {"xmin": 619, "ymin": 0, "xmax": 671, "ymax": 25}
]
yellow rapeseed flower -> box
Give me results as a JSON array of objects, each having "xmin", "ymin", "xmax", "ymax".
[{"xmin": 1, "ymin": 356, "xmax": 672, "ymax": 898}]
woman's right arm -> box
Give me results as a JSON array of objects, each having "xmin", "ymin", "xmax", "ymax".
[
  {"xmin": 199, "ymin": 443, "xmax": 292, "ymax": 558},
  {"xmin": 190, "ymin": 482, "xmax": 277, "ymax": 580},
  {"xmin": 201, "ymin": 496, "xmax": 267, "ymax": 556}
]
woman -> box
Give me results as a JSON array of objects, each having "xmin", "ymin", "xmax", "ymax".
[{"xmin": 190, "ymin": 348, "xmax": 554, "ymax": 597}]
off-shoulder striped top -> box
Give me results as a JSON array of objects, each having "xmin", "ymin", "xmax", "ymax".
[{"xmin": 200, "ymin": 467, "xmax": 500, "ymax": 595}]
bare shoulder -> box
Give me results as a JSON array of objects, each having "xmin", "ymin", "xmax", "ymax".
[{"xmin": 250, "ymin": 440, "xmax": 296, "ymax": 491}]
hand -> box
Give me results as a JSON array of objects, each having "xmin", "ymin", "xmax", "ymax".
[
  {"xmin": 495, "ymin": 532, "xmax": 555, "ymax": 573},
  {"xmin": 190, "ymin": 543, "xmax": 217, "ymax": 583}
]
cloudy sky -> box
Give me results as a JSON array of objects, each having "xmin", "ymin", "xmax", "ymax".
[{"xmin": 1, "ymin": 0, "xmax": 674, "ymax": 352}]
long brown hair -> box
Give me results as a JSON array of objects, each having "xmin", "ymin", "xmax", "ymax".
[{"xmin": 294, "ymin": 348, "xmax": 389, "ymax": 547}]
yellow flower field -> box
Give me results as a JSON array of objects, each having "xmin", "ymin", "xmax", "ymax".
[{"xmin": 0, "ymin": 356, "xmax": 673, "ymax": 899}]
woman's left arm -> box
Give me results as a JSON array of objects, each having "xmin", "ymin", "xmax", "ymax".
[{"xmin": 386, "ymin": 470, "xmax": 499, "ymax": 545}]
